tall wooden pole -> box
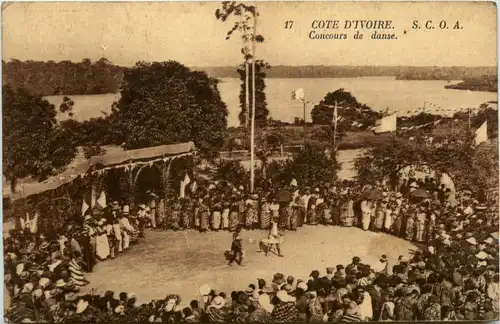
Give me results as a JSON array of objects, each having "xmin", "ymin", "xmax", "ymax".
[
  {"xmin": 333, "ymin": 100, "xmax": 337, "ymax": 150},
  {"xmin": 302, "ymin": 99, "xmax": 306, "ymax": 147},
  {"xmin": 250, "ymin": 9, "xmax": 257, "ymax": 193},
  {"xmin": 243, "ymin": 12, "xmax": 249, "ymax": 129}
]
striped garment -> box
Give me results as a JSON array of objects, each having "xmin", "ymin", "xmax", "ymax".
[
  {"xmin": 69, "ymin": 259, "xmax": 87, "ymax": 286},
  {"xmin": 339, "ymin": 313, "xmax": 362, "ymax": 322}
]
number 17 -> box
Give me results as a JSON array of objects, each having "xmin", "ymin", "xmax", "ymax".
[{"xmin": 285, "ymin": 21, "xmax": 294, "ymax": 29}]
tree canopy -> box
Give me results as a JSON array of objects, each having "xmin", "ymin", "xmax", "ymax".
[
  {"xmin": 3, "ymin": 85, "xmax": 78, "ymax": 192},
  {"xmin": 2, "ymin": 58, "xmax": 123, "ymax": 96},
  {"xmin": 310, "ymin": 88, "xmax": 381, "ymax": 128},
  {"xmin": 280, "ymin": 144, "xmax": 340, "ymax": 187},
  {"xmin": 106, "ymin": 61, "xmax": 228, "ymax": 159},
  {"xmin": 354, "ymin": 131, "xmax": 498, "ymax": 195}
]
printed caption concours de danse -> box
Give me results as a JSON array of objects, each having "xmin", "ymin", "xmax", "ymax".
[{"xmin": 283, "ymin": 19, "xmax": 464, "ymax": 40}]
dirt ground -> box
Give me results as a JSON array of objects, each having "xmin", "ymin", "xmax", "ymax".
[{"xmin": 84, "ymin": 226, "xmax": 417, "ymax": 306}]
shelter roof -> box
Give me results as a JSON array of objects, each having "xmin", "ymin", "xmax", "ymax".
[{"xmin": 88, "ymin": 141, "xmax": 195, "ymax": 170}]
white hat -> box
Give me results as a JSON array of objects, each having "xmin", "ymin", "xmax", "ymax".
[
  {"xmin": 76, "ymin": 299, "xmax": 89, "ymax": 314},
  {"xmin": 399, "ymin": 256, "xmax": 409, "ymax": 263},
  {"xmin": 39, "ymin": 278, "xmax": 50, "ymax": 288},
  {"xmin": 276, "ymin": 290, "xmax": 294, "ymax": 302},
  {"xmin": 16, "ymin": 263, "xmax": 25, "ymax": 275},
  {"xmin": 475, "ymin": 251, "xmax": 489, "ymax": 260},
  {"xmin": 466, "ymin": 237, "xmax": 478, "ymax": 245},
  {"xmin": 396, "ymin": 192, "xmax": 403, "ymax": 198},
  {"xmin": 238, "ymin": 185, "xmax": 244, "ymax": 191},
  {"xmin": 258, "ymin": 293, "xmax": 274, "ymax": 313},
  {"xmin": 297, "ymin": 282, "xmax": 308, "ymax": 291},
  {"xmin": 138, "ymin": 204, "xmax": 147, "ymax": 210},
  {"xmin": 55, "ymin": 279, "xmax": 66, "ymax": 288},
  {"xmin": 22, "ymin": 283, "xmax": 34, "ymax": 293},
  {"xmin": 199, "ymin": 284, "xmax": 210, "ymax": 296},
  {"xmin": 484, "ymin": 237, "xmax": 495, "ymax": 244},
  {"xmin": 211, "ymin": 296, "xmax": 225, "ymax": 309},
  {"xmin": 122, "ymin": 205, "xmax": 130, "ymax": 214},
  {"xmin": 290, "ymin": 179, "xmax": 298, "ymax": 187}
]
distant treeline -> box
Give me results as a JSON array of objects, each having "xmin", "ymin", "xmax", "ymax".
[
  {"xmin": 445, "ymin": 75, "xmax": 498, "ymax": 93},
  {"xmin": 395, "ymin": 66, "xmax": 497, "ymax": 81},
  {"xmin": 2, "ymin": 58, "xmax": 124, "ymax": 96},
  {"xmin": 197, "ymin": 65, "xmax": 497, "ymax": 80},
  {"xmin": 3, "ymin": 59, "xmax": 498, "ymax": 96}
]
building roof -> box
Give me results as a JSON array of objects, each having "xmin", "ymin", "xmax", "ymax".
[
  {"xmin": 88, "ymin": 141, "xmax": 195, "ymax": 169},
  {"xmin": 5, "ymin": 142, "xmax": 195, "ymax": 201}
]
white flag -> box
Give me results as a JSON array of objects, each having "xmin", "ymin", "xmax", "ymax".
[
  {"xmin": 374, "ymin": 113, "xmax": 397, "ymax": 134},
  {"xmin": 97, "ymin": 191, "xmax": 107, "ymax": 208},
  {"xmin": 179, "ymin": 174, "xmax": 191, "ymax": 198},
  {"xmin": 291, "ymin": 88, "xmax": 304, "ymax": 101},
  {"xmin": 82, "ymin": 199, "xmax": 90, "ymax": 216},
  {"xmin": 182, "ymin": 173, "xmax": 191, "ymax": 186},
  {"xmin": 30, "ymin": 211, "xmax": 39, "ymax": 234},
  {"xmin": 474, "ymin": 120, "xmax": 488, "ymax": 145}
]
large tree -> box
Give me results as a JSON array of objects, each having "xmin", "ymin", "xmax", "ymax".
[
  {"xmin": 310, "ymin": 89, "xmax": 381, "ymax": 149},
  {"xmin": 3, "ymin": 85, "xmax": 78, "ymax": 192},
  {"xmin": 107, "ymin": 61, "xmax": 228, "ymax": 159},
  {"xmin": 237, "ymin": 60, "xmax": 270, "ymax": 127},
  {"xmin": 311, "ymin": 88, "xmax": 381, "ymax": 127}
]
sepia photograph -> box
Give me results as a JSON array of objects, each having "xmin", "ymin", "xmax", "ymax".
[{"xmin": 2, "ymin": 1, "xmax": 499, "ymax": 322}]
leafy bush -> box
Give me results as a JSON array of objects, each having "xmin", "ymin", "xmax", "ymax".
[
  {"xmin": 281, "ymin": 144, "xmax": 340, "ymax": 187},
  {"xmin": 214, "ymin": 160, "xmax": 248, "ymax": 188}
]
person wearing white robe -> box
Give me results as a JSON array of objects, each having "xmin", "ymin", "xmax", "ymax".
[
  {"xmin": 95, "ymin": 219, "xmax": 110, "ymax": 260},
  {"xmin": 383, "ymin": 202, "xmax": 394, "ymax": 232},
  {"xmin": 120, "ymin": 206, "xmax": 136, "ymax": 251},
  {"xmin": 360, "ymin": 200, "xmax": 373, "ymax": 230}
]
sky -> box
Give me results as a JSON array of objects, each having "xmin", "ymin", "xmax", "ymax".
[{"xmin": 2, "ymin": 2, "xmax": 497, "ymax": 67}]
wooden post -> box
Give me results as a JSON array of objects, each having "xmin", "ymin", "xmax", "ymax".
[{"xmin": 128, "ymin": 169, "xmax": 135, "ymax": 210}]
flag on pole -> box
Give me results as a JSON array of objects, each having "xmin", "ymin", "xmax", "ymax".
[
  {"xmin": 179, "ymin": 173, "xmax": 191, "ymax": 198},
  {"xmin": 97, "ymin": 191, "xmax": 107, "ymax": 208},
  {"xmin": 373, "ymin": 113, "xmax": 397, "ymax": 134},
  {"xmin": 474, "ymin": 120, "xmax": 488, "ymax": 145},
  {"xmin": 82, "ymin": 199, "xmax": 90, "ymax": 216},
  {"xmin": 291, "ymin": 88, "xmax": 304, "ymax": 101}
]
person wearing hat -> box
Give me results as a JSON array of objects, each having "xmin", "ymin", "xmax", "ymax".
[
  {"xmin": 325, "ymin": 267, "xmax": 335, "ymax": 281},
  {"xmin": 244, "ymin": 194, "xmax": 259, "ymax": 230},
  {"xmin": 206, "ymin": 296, "xmax": 228, "ymax": 322},
  {"xmin": 95, "ymin": 218, "xmax": 110, "ymax": 261},
  {"xmin": 271, "ymin": 290, "xmax": 299, "ymax": 322},
  {"xmin": 228, "ymin": 225, "xmax": 245, "ymax": 266},
  {"xmin": 258, "ymin": 218, "xmax": 284, "ymax": 257},
  {"xmin": 119, "ymin": 205, "xmax": 137, "ymax": 251},
  {"xmin": 135, "ymin": 204, "xmax": 147, "ymax": 237},
  {"xmin": 372, "ymin": 255, "xmax": 389, "ymax": 275}
]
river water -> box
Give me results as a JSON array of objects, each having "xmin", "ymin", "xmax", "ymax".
[{"xmin": 45, "ymin": 76, "xmax": 496, "ymax": 127}]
